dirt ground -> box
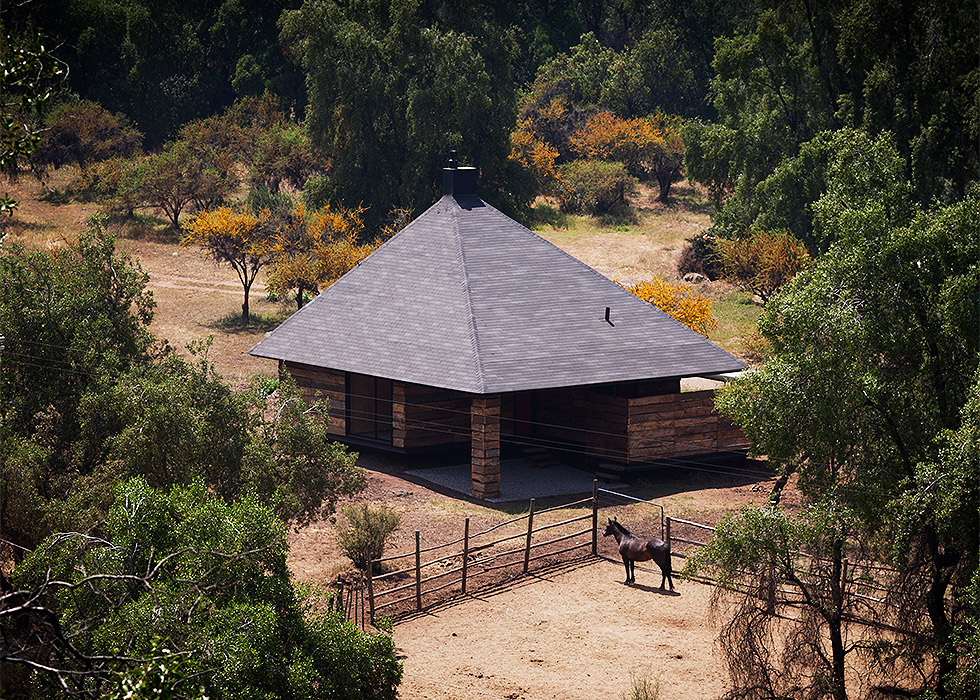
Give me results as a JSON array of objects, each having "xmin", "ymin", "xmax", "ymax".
[{"xmin": 394, "ymin": 559, "xmax": 726, "ymax": 700}]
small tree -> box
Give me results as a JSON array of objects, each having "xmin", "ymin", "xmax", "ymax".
[
  {"xmin": 181, "ymin": 207, "xmax": 277, "ymax": 323},
  {"xmin": 570, "ymin": 110, "xmax": 685, "ymax": 202},
  {"xmin": 621, "ymin": 277, "xmax": 718, "ymax": 337},
  {"xmin": 336, "ymin": 502, "xmax": 401, "ymax": 571},
  {"xmin": 717, "ymin": 229, "xmax": 811, "ymax": 304},
  {"xmin": 267, "ymin": 203, "xmax": 373, "ymax": 310}
]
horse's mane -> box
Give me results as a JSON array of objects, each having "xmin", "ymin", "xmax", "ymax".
[{"xmin": 610, "ymin": 519, "xmax": 633, "ymax": 537}]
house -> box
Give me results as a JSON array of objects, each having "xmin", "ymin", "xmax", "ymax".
[{"xmin": 249, "ymin": 164, "xmax": 748, "ymax": 499}]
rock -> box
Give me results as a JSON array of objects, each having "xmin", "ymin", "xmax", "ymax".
[{"xmin": 683, "ymin": 272, "xmax": 707, "ymax": 284}]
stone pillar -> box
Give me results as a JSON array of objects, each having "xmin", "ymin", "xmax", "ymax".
[{"xmin": 471, "ymin": 395, "xmax": 501, "ymax": 499}]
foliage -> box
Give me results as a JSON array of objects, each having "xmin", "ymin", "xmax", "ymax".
[
  {"xmin": 3, "ymin": 0, "xmax": 304, "ymax": 145},
  {"xmin": 280, "ymin": 0, "xmax": 536, "ymax": 230},
  {"xmin": 677, "ymin": 231, "xmax": 722, "ymax": 280},
  {"xmin": 138, "ymin": 141, "xmax": 234, "ymax": 231},
  {"xmin": 4, "ymin": 477, "xmax": 401, "ymax": 700},
  {"xmin": 0, "ymin": 223, "xmax": 363, "ymax": 553},
  {"xmin": 266, "ymin": 203, "xmax": 374, "ymax": 311},
  {"xmin": 0, "ymin": 27, "xmax": 66, "ymax": 214},
  {"xmin": 569, "ymin": 110, "xmax": 684, "ymax": 202},
  {"xmin": 621, "ymin": 277, "xmax": 718, "ymax": 338},
  {"xmin": 687, "ymin": 504, "xmax": 869, "ymax": 700},
  {"xmin": 509, "ymin": 118, "xmax": 568, "ymax": 196},
  {"xmin": 558, "ymin": 159, "xmax": 637, "ymax": 216},
  {"xmin": 34, "ymin": 100, "xmax": 142, "ymax": 170},
  {"xmin": 181, "ymin": 206, "xmax": 277, "ymax": 322},
  {"xmin": 716, "ymin": 229, "xmax": 811, "ymax": 304},
  {"xmin": 336, "ymin": 502, "xmax": 402, "ymax": 572},
  {"xmin": 713, "ymin": 188, "xmax": 980, "ymax": 697},
  {"xmin": 686, "ymin": 1, "xmax": 978, "ymax": 238}
]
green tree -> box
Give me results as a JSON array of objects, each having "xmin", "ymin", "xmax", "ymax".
[
  {"xmin": 711, "ymin": 186, "xmax": 980, "ymax": 696},
  {"xmin": 0, "ymin": 27, "xmax": 66, "ymax": 214},
  {"xmin": 686, "ymin": 0, "xmax": 978, "ymax": 239},
  {"xmin": 1, "ymin": 222, "xmax": 364, "ymax": 552},
  {"xmin": 280, "ymin": 0, "xmax": 535, "ymax": 230},
  {"xmin": 3, "ymin": 477, "xmax": 401, "ymax": 700}
]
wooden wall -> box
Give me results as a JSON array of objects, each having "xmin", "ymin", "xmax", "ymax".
[
  {"xmin": 400, "ymin": 383, "xmax": 470, "ymax": 448},
  {"xmin": 285, "ymin": 362, "xmax": 346, "ymax": 436},
  {"xmin": 627, "ymin": 390, "xmax": 748, "ymax": 462},
  {"xmin": 535, "ymin": 387, "xmax": 629, "ymax": 461}
]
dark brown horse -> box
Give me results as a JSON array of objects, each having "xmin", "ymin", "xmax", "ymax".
[{"xmin": 603, "ymin": 517, "xmax": 674, "ymax": 590}]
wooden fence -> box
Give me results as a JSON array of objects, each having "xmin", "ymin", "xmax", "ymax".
[
  {"xmin": 352, "ymin": 481, "xmax": 910, "ymax": 631},
  {"xmin": 367, "ymin": 484, "xmax": 600, "ymax": 623}
]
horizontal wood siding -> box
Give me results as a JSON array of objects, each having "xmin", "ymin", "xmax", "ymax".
[
  {"xmin": 285, "ymin": 362, "xmax": 346, "ymax": 436},
  {"xmin": 628, "ymin": 390, "xmax": 748, "ymax": 462},
  {"xmin": 402, "ymin": 383, "xmax": 470, "ymax": 447},
  {"xmin": 535, "ymin": 387, "xmax": 628, "ymax": 460}
]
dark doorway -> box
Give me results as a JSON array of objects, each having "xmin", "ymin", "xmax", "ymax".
[
  {"xmin": 347, "ymin": 373, "xmax": 393, "ymax": 443},
  {"xmin": 514, "ymin": 391, "xmax": 534, "ymax": 437}
]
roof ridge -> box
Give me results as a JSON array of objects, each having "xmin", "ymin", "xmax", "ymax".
[{"xmin": 451, "ymin": 198, "xmax": 487, "ymax": 394}]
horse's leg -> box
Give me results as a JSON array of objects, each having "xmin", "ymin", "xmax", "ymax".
[
  {"xmin": 628, "ymin": 559, "xmax": 635, "ymax": 584},
  {"xmin": 621, "ymin": 555, "xmax": 630, "ymax": 584},
  {"xmin": 664, "ymin": 552, "xmax": 675, "ymax": 591}
]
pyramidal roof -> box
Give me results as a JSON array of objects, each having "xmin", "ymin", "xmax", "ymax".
[{"xmin": 249, "ymin": 173, "xmax": 746, "ymax": 394}]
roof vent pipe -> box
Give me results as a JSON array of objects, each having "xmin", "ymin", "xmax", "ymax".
[{"xmin": 605, "ymin": 307, "xmax": 614, "ymax": 326}]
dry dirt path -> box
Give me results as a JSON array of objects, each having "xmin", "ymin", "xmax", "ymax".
[{"xmin": 393, "ymin": 557, "xmax": 726, "ymax": 700}]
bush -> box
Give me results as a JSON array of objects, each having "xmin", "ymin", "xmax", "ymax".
[
  {"xmin": 34, "ymin": 100, "xmax": 142, "ymax": 170},
  {"xmin": 558, "ymin": 159, "xmax": 637, "ymax": 216},
  {"xmin": 336, "ymin": 502, "xmax": 401, "ymax": 571},
  {"xmin": 621, "ymin": 277, "xmax": 718, "ymax": 337},
  {"xmin": 716, "ymin": 229, "xmax": 811, "ymax": 303},
  {"xmin": 677, "ymin": 231, "xmax": 723, "ymax": 280},
  {"xmin": 622, "ymin": 667, "xmax": 664, "ymax": 700}
]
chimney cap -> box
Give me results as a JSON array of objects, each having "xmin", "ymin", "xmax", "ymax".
[
  {"xmin": 442, "ymin": 158, "xmax": 478, "ymax": 197},
  {"xmin": 447, "ymin": 149, "xmax": 459, "ymax": 169}
]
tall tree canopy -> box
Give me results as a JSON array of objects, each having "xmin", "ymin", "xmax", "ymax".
[
  {"xmin": 280, "ymin": 0, "xmax": 536, "ymax": 229},
  {"xmin": 685, "ymin": 0, "xmax": 979, "ymax": 246},
  {"xmin": 709, "ymin": 163, "xmax": 980, "ymax": 696}
]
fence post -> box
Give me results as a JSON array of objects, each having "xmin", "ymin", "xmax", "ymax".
[
  {"xmin": 415, "ymin": 530, "xmax": 422, "ymax": 611},
  {"xmin": 367, "ymin": 564, "xmax": 375, "ymax": 626},
  {"xmin": 523, "ymin": 498, "xmax": 536, "ymax": 573},
  {"xmin": 462, "ymin": 517, "xmax": 470, "ymax": 595},
  {"xmin": 665, "ymin": 517, "xmax": 672, "ymax": 551},
  {"xmin": 592, "ymin": 479, "xmax": 598, "ymax": 556}
]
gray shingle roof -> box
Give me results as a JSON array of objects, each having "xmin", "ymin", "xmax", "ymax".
[{"xmin": 249, "ymin": 193, "xmax": 746, "ymax": 393}]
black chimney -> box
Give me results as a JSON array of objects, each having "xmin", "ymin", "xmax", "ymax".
[{"xmin": 442, "ymin": 150, "xmax": 478, "ymax": 197}]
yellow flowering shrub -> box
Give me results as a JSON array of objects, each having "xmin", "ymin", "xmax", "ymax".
[{"xmin": 621, "ymin": 277, "xmax": 718, "ymax": 337}]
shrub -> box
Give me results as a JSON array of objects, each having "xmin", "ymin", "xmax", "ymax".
[
  {"xmin": 558, "ymin": 159, "xmax": 637, "ymax": 216},
  {"xmin": 34, "ymin": 100, "xmax": 142, "ymax": 170},
  {"xmin": 622, "ymin": 277, "xmax": 718, "ymax": 337},
  {"xmin": 336, "ymin": 502, "xmax": 401, "ymax": 571},
  {"xmin": 677, "ymin": 231, "xmax": 723, "ymax": 280},
  {"xmin": 622, "ymin": 666, "xmax": 664, "ymax": 700},
  {"xmin": 716, "ymin": 229, "xmax": 811, "ymax": 303}
]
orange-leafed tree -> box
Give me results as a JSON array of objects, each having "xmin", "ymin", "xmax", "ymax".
[
  {"xmin": 510, "ymin": 118, "xmax": 569, "ymax": 196},
  {"xmin": 716, "ymin": 229, "xmax": 811, "ymax": 304},
  {"xmin": 622, "ymin": 277, "xmax": 718, "ymax": 337},
  {"xmin": 267, "ymin": 203, "xmax": 375, "ymax": 310},
  {"xmin": 570, "ymin": 110, "xmax": 685, "ymax": 202},
  {"xmin": 182, "ymin": 207, "xmax": 276, "ymax": 323}
]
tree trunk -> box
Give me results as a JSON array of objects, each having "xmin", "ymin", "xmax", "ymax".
[{"xmin": 242, "ymin": 280, "xmax": 251, "ymax": 324}]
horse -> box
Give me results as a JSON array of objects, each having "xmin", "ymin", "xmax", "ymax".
[{"xmin": 603, "ymin": 517, "xmax": 674, "ymax": 590}]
